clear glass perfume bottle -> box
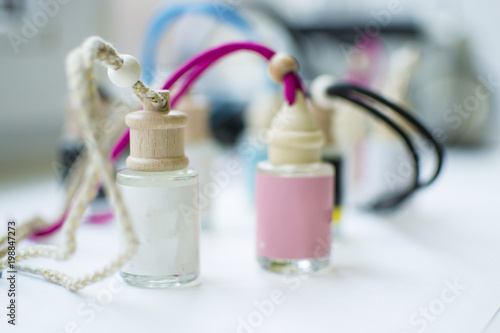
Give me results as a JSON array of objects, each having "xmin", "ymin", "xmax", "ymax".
[
  {"xmin": 185, "ymin": 139, "xmax": 217, "ymax": 228},
  {"xmin": 256, "ymin": 91, "xmax": 334, "ymax": 274},
  {"xmin": 117, "ymin": 169, "xmax": 199, "ymax": 288},
  {"xmin": 177, "ymin": 93, "xmax": 218, "ymax": 229},
  {"xmin": 117, "ymin": 91, "xmax": 200, "ymax": 288}
]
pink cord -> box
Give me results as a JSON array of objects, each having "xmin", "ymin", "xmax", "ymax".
[
  {"xmin": 163, "ymin": 42, "xmax": 276, "ymax": 90},
  {"xmin": 87, "ymin": 211, "xmax": 115, "ymax": 223},
  {"xmin": 31, "ymin": 210, "xmax": 69, "ymax": 237},
  {"xmin": 32, "ymin": 41, "xmax": 304, "ymax": 238}
]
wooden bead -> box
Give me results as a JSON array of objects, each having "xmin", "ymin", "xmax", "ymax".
[{"xmin": 268, "ymin": 53, "xmax": 299, "ymax": 84}]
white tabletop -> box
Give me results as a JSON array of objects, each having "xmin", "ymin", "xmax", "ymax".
[{"xmin": 1, "ymin": 147, "xmax": 500, "ymax": 333}]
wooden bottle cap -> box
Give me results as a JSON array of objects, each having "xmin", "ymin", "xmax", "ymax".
[
  {"xmin": 125, "ymin": 90, "xmax": 189, "ymax": 172},
  {"xmin": 176, "ymin": 93, "xmax": 211, "ymax": 143}
]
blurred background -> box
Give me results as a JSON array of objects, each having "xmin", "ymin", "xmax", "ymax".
[
  {"xmin": 1, "ymin": 0, "xmax": 499, "ymax": 208},
  {"xmin": 2, "ymin": 1, "xmax": 500, "ymax": 332}
]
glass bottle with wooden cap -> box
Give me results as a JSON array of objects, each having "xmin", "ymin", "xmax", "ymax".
[
  {"xmin": 117, "ymin": 91, "xmax": 200, "ymax": 288},
  {"xmin": 177, "ymin": 93, "xmax": 217, "ymax": 229}
]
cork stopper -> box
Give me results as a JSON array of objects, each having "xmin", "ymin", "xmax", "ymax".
[
  {"xmin": 125, "ymin": 90, "xmax": 189, "ymax": 172},
  {"xmin": 176, "ymin": 93, "xmax": 211, "ymax": 143},
  {"xmin": 267, "ymin": 91, "xmax": 324, "ymax": 165}
]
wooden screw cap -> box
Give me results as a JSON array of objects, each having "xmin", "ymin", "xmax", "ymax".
[
  {"xmin": 176, "ymin": 93, "xmax": 211, "ymax": 143},
  {"xmin": 125, "ymin": 90, "xmax": 189, "ymax": 172}
]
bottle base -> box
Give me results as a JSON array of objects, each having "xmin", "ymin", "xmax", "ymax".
[
  {"xmin": 120, "ymin": 271, "xmax": 199, "ymax": 289},
  {"xmin": 257, "ymin": 256, "xmax": 329, "ymax": 274}
]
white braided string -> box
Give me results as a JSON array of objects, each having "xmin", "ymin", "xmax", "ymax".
[
  {"xmin": 133, "ymin": 81, "xmax": 168, "ymax": 107},
  {"xmin": 0, "ymin": 36, "xmax": 162, "ymax": 291}
]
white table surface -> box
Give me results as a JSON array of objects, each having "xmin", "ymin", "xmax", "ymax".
[{"xmin": 1, "ymin": 147, "xmax": 500, "ymax": 333}]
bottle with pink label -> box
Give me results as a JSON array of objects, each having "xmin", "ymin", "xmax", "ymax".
[{"xmin": 256, "ymin": 90, "xmax": 334, "ymax": 274}]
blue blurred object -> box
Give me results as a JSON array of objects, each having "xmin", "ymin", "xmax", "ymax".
[
  {"xmin": 141, "ymin": 2, "xmax": 256, "ymax": 85},
  {"xmin": 140, "ymin": 2, "xmax": 275, "ymax": 148}
]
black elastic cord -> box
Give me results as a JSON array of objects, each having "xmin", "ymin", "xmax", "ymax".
[
  {"xmin": 329, "ymin": 84, "xmax": 444, "ymax": 187},
  {"xmin": 325, "ymin": 84, "xmax": 445, "ymax": 210}
]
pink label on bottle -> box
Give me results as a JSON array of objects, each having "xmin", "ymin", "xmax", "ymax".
[{"xmin": 256, "ymin": 173, "xmax": 333, "ymax": 259}]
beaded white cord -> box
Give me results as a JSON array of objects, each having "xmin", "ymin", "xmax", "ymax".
[{"xmin": 0, "ymin": 36, "xmax": 162, "ymax": 291}]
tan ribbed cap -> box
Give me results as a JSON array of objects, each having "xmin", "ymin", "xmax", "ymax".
[
  {"xmin": 267, "ymin": 91, "xmax": 324, "ymax": 165},
  {"xmin": 125, "ymin": 90, "xmax": 189, "ymax": 172}
]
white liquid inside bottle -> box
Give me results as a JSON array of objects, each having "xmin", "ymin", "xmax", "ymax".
[{"xmin": 117, "ymin": 168, "xmax": 200, "ymax": 288}]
